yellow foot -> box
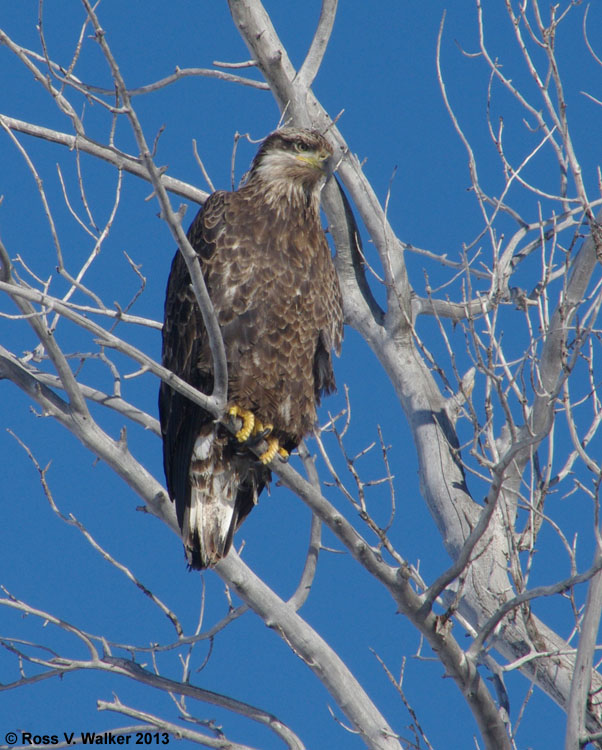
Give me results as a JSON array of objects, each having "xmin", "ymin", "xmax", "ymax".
[
  {"xmin": 259, "ymin": 437, "xmax": 279, "ymax": 464},
  {"xmin": 228, "ymin": 405, "xmax": 255, "ymax": 442},
  {"xmin": 253, "ymin": 419, "xmax": 273, "ymax": 440},
  {"xmin": 259, "ymin": 438, "xmax": 290, "ymax": 465},
  {"xmin": 228, "ymin": 405, "xmax": 288, "ymax": 463}
]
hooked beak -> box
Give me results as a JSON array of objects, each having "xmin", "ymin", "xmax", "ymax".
[{"xmin": 295, "ymin": 149, "xmax": 331, "ymax": 172}]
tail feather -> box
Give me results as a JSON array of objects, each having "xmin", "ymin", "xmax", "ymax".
[
  {"xmin": 184, "ymin": 429, "xmax": 240, "ymax": 569},
  {"xmin": 175, "ymin": 422, "xmax": 270, "ymax": 570},
  {"xmin": 184, "ymin": 491, "xmax": 239, "ymax": 569}
]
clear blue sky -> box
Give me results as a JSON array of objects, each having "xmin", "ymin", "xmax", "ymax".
[{"xmin": 1, "ymin": 2, "xmax": 600, "ymax": 748}]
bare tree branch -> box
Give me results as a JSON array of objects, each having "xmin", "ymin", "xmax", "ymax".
[
  {"xmin": 216, "ymin": 550, "xmax": 403, "ymax": 750},
  {"xmin": 3, "ymin": 2, "xmax": 602, "ymax": 747}
]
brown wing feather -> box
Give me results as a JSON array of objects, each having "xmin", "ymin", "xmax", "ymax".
[{"xmin": 159, "ymin": 193, "xmax": 269, "ymax": 568}]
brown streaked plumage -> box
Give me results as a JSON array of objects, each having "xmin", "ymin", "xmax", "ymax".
[{"xmin": 159, "ymin": 128, "xmax": 343, "ymax": 569}]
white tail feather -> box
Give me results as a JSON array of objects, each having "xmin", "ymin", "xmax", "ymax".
[{"xmin": 184, "ymin": 428, "xmax": 240, "ymax": 568}]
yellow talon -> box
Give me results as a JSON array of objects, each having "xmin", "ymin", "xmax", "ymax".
[
  {"xmin": 228, "ymin": 405, "xmax": 255, "ymax": 443},
  {"xmin": 259, "ymin": 439, "xmax": 289, "ymax": 464},
  {"xmin": 254, "ymin": 420, "xmax": 273, "ymax": 438},
  {"xmin": 228, "ymin": 407, "xmax": 285, "ymax": 461},
  {"xmin": 259, "ymin": 437, "xmax": 280, "ymax": 465}
]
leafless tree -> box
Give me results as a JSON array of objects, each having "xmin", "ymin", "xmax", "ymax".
[{"xmin": 1, "ymin": 2, "xmax": 602, "ymax": 749}]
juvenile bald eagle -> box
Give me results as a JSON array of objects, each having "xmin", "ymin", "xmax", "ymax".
[{"xmin": 159, "ymin": 128, "xmax": 343, "ymax": 569}]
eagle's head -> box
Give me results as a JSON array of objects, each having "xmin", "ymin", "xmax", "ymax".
[{"xmin": 247, "ymin": 128, "xmax": 333, "ymax": 200}]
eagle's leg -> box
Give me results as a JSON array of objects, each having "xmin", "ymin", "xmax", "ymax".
[
  {"xmin": 228, "ymin": 405, "xmax": 289, "ymax": 464},
  {"xmin": 228, "ymin": 405, "xmax": 290, "ymax": 464},
  {"xmin": 228, "ymin": 405, "xmax": 274, "ymax": 443},
  {"xmin": 228, "ymin": 405, "xmax": 255, "ymax": 442},
  {"xmin": 249, "ymin": 420, "xmax": 289, "ymax": 462}
]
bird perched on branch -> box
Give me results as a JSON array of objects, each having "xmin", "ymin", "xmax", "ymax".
[{"xmin": 159, "ymin": 128, "xmax": 343, "ymax": 569}]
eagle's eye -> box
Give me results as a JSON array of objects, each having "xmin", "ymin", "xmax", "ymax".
[{"xmin": 295, "ymin": 141, "xmax": 311, "ymax": 153}]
